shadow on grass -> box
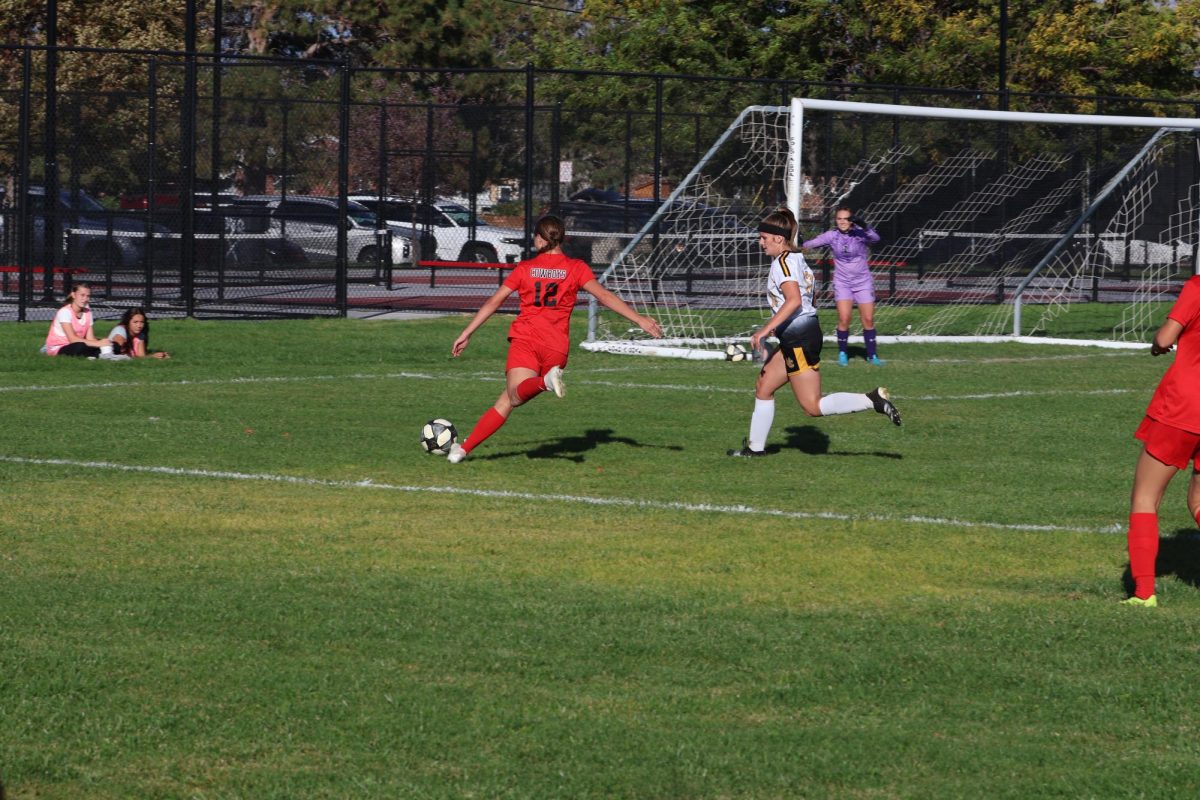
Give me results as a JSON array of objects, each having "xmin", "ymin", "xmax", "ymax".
[
  {"xmin": 827, "ymin": 344, "xmax": 892, "ymax": 365},
  {"xmin": 477, "ymin": 427, "xmax": 683, "ymax": 464},
  {"xmin": 1120, "ymin": 528, "xmax": 1200, "ymax": 594},
  {"xmin": 782, "ymin": 425, "xmax": 903, "ymax": 460}
]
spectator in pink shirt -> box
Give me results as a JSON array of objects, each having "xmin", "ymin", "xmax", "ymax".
[{"xmin": 44, "ymin": 283, "xmax": 111, "ymax": 358}]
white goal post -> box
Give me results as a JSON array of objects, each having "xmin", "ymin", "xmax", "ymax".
[{"xmin": 584, "ymin": 97, "xmax": 1200, "ymax": 359}]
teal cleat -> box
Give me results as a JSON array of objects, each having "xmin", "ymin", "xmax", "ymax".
[
  {"xmin": 837, "ymin": 351, "xmax": 849, "ymax": 367},
  {"xmin": 867, "ymin": 355, "xmax": 886, "ymax": 366}
]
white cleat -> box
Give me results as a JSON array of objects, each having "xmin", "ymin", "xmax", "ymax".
[
  {"xmin": 446, "ymin": 443, "xmax": 467, "ymax": 464},
  {"xmin": 544, "ymin": 365, "xmax": 566, "ymax": 398}
]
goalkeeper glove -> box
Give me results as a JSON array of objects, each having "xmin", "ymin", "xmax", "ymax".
[{"xmin": 849, "ymin": 215, "xmax": 870, "ymax": 229}]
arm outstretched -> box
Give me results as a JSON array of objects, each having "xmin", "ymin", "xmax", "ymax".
[
  {"xmin": 583, "ymin": 279, "xmax": 662, "ymax": 339},
  {"xmin": 452, "ymin": 285, "xmax": 516, "ymax": 357}
]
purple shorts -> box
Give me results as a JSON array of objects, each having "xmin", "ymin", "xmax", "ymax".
[{"xmin": 833, "ymin": 279, "xmax": 876, "ymax": 305}]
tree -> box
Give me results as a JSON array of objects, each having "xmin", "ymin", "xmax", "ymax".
[{"xmin": 529, "ymin": 0, "xmax": 1200, "ymax": 105}]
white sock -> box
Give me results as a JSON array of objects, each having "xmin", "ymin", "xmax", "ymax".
[
  {"xmin": 748, "ymin": 398, "xmax": 775, "ymax": 451},
  {"xmin": 818, "ymin": 392, "xmax": 872, "ymax": 416}
]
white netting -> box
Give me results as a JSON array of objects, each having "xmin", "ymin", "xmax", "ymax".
[{"xmin": 587, "ymin": 101, "xmax": 1200, "ymax": 357}]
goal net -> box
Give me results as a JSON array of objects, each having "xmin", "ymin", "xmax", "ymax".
[{"xmin": 584, "ymin": 98, "xmax": 1200, "ymax": 358}]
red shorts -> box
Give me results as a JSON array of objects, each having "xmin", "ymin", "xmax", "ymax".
[
  {"xmin": 1135, "ymin": 416, "xmax": 1200, "ymax": 471},
  {"xmin": 506, "ymin": 338, "xmax": 568, "ymax": 376}
]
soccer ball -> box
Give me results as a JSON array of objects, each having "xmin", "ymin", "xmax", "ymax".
[
  {"xmin": 725, "ymin": 343, "xmax": 752, "ymax": 362},
  {"xmin": 420, "ymin": 418, "xmax": 457, "ymax": 455}
]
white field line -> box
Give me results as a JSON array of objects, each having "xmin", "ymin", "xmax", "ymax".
[
  {"xmin": 0, "ymin": 371, "xmax": 1148, "ymax": 402},
  {"xmin": 0, "ymin": 455, "xmax": 1121, "ymax": 536},
  {"xmin": 0, "ymin": 372, "xmax": 442, "ymax": 395}
]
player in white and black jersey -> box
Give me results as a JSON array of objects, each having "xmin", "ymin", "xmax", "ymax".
[{"xmin": 727, "ymin": 208, "xmax": 901, "ymax": 457}]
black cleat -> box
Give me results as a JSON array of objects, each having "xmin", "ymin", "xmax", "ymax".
[
  {"xmin": 726, "ymin": 439, "xmax": 767, "ymax": 457},
  {"xmin": 867, "ymin": 387, "xmax": 902, "ymax": 426}
]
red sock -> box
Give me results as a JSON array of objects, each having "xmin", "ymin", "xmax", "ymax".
[
  {"xmin": 462, "ymin": 407, "xmax": 507, "ymax": 454},
  {"xmin": 516, "ymin": 376, "xmax": 546, "ymax": 403},
  {"xmin": 1128, "ymin": 512, "xmax": 1159, "ymax": 599}
]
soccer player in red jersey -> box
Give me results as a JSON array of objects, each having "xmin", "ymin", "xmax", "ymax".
[
  {"xmin": 446, "ymin": 215, "xmax": 662, "ymax": 463},
  {"xmin": 1123, "ymin": 273, "xmax": 1200, "ymax": 607}
]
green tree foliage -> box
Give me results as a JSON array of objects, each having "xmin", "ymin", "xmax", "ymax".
[
  {"xmin": 0, "ymin": 1, "xmax": 1194, "ymax": 199},
  {"xmin": 0, "ymin": 0, "xmax": 191, "ymax": 191},
  {"xmin": 531, "ymin": 0, "xmax": 1200, "ymax": 105},
  {"xmin": 226, "ymin": 1, "xmax": 525, "ymax": 69}
]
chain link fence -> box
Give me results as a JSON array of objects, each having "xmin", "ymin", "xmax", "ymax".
[{"xmin": 1, "ymin": 43, "xmax": 1196, "ymax": 325}]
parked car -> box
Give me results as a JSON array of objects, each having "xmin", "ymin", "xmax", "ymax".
[
  {"xmin": 349, "ymin": 196, "xmax": 526, "ymax": 263},
  {"xmin": 343, "ymin": 196, "xmax": 437, "ymax": 265},
  {"xmin": 146, "ymin": 214, "xmax": 309, "ymax": 272},
  {"xmin": 0, "ymin": 184, "xmax": 171, "ymax": 269},
  {"xmin": 231, "ymin": 195, "xmax": 414, "ymax": 267},
  {"xmin": 549, "ymin": 191, "xmax": 659, "ymax": 234}
]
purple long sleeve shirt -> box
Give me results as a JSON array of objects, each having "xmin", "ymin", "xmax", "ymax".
[{"xmin": 802, "ymin": 226, "xmax": 881, "ymax": 289}]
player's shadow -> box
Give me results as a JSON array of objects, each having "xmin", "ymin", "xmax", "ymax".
[
  {"xmin": 844, "ymin": 345, "xmax": 868, "ymax": 362},
  {"xmin": 782, "ymin": 425, "xmax": 902, "ymax": 459},
  {"xmin": 1120, "ymin": 529, "xmax": 1200, "ymax": 594},
  {"xmin": 479, "ymin": 427, "xmax": 682, "ymax": 464}
]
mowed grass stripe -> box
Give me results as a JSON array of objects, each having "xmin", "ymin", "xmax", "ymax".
[
  {"xmin": 0, "ymin": 454, "xmax": 1122, "ymax": 535},
  {"xmin": 0, "ymin": 369, "xmax": 1149, "ymax": 402}
]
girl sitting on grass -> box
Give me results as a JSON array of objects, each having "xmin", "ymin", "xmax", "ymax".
[
  {"xmin": 109, "ymin": 308, "xmax": 170, "ymax": 359},
  {"xmin": 44, "ymin": 282, "xmax": 111, "ymax": 358}
]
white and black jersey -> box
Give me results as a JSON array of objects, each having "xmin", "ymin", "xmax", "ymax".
[{"xmin": 766, "ymin": 250, "xmax": 818, "ymax": 332}]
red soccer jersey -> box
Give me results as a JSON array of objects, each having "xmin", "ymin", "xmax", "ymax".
[
  {"xmin": 1146, "ymin": 275, "xmax": 1200, "ymax": 434},
  {"xmin": 503, "ymin": 252, "xmax": 596, "ymax": 355}
]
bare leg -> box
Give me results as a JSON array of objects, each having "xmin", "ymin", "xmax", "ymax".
[
  {"xmin": 1125, "ymin": 447, "xmax": 1180, "ymax": 601},
  {"xmin": 1130, "ymin": 448, "xmax": 1180, "ymax": 513},
  {"xmin": 1188, "ymin": 469, "xmax": 1200, "ymax": 526},
  {"xmin": 500, "ymin": 366, "xmax": 539, "ymax": 412},
  {"xmin": 754, "ymin": 351, "xmax": 790, "ymax": 400},
  {"xmin": 836, "ymin": 299, "xmax": 854, "ymax": 332},
  {"xmin": 859, "ymin": 301, "xmax": 876, "ymax": 330},
  {"xmin": 786, "ymin": 367, "xmax": 823, "ymax": 417}
]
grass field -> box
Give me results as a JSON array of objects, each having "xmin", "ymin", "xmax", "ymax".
[{"xmin": 4, "ymin": 309, "xmax": 1200, "ymax": 799}]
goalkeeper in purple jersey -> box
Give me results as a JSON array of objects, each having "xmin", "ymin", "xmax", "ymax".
[{"xmin": 802, "ymin": 206, "xmax": 884, "ymax": 366}]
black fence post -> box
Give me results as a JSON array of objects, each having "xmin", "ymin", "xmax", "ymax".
[
  {"xmin": 523, "ymin": 63, "xmax": 534, "ymax": 259},
  {"xmin": 212, "ymin": 4, "xmax": 226, "ymax": 303},
  {"xmin": 336, "ymin": 56, "xmax": 351, "ymax": 316},
  {"xmin": 377, "ymin": 100, "xmax": 390, "ymax": 284},
  {"xmin": 424, "ymin": 102, "xmax": 436, "ymax": 228},
  {"xmin": 16, "ymin": 46, "xmax": 31, "ymax": 321},
  {"xmin": 653, "ymin": 76, "xmax": 663, "ymax": 206},
  {"xmin": 181, "ymin": 0, "xmax": 197, "ymax": 317},
  {"xmin": 623, "ymin": 110, "xmax": 632, "ymax": 211},
  {"xmin": 890, "ymin": 86, "xmax": 901, "ymax": 293},
  {"xmin": 145, "ymin": 58, "xmax": 158, "ymax": 309},
  {"xmin": 42, "ymin": 0, "xmax": 60, "ymax": 305}
]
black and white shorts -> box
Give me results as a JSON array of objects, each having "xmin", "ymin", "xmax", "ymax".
[{"xmin": 773, "ymin": 313, "xmax": 822, "ymax": 376}]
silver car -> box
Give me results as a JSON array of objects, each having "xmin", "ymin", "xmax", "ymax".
[
  {"xmin": 349, "ymin": 196, "xmax": 525, "ymax": 263},
  {"xmin": 232, "ymin": 195, "xmax": 414, "ymax": 266}
]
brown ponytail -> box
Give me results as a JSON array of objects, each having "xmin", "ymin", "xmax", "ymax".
[{"xmin": 534, "ymin": 215, "xmax": 566, "ymax": 254}]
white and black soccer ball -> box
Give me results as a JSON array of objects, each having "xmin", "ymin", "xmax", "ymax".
[
  {"xmin": 420, "ymin": 418, "xmax": 457, "ymax": 455},
  {"xmin": 725, "ymin": 343, "xmax": 752, "ymax": 362}
]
